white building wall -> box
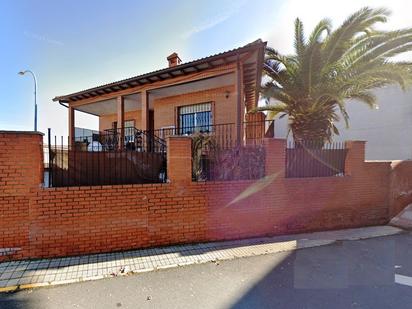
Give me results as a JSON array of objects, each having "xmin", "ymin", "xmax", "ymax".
[{"xmin": 274, "ymin": 86, "xmax": 412, "ymax": 160}]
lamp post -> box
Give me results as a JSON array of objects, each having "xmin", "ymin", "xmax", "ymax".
[{"xmin": 18, "ymin": 70, "xmax": 38, "ymax": 131}]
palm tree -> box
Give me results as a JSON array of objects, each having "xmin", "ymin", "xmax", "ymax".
[{"xmin": 257, "ymin": 7, "xmax": 412, "ymax": 143}]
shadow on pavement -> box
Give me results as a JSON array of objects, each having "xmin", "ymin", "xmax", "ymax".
[
  {"xmin": 0, "ymin": 291, "xmax": 34, "ymax": 309},
  {"xmin": 231, "ymin": 234, "xmax": 412, "ymax": 309}
]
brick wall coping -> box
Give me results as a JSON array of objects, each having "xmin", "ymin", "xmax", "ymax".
[
  {"xmin": 39, "ymin": 176, "xmax": 356, "ymax": 190},
  {"xmin": 346, "ymin": 140, "xmax": 367, "ymax": 143},
  {"xmin": 391, "ymin": 160, "xmax": 412, "ymax": 167},
  {"xmin": 40, "ymin": 182, "xmax": 169, "ymax": 191},
  {"xmin": 192, "ymin": 179, "xmax": 258, "ymax": 185},
  {"xmin": 0, "ymin": 130, "xmax": 44, "ymax": 136},
  {"xmin": 167, "ymin": 135, "xmax": 192, "ymax": 139}
]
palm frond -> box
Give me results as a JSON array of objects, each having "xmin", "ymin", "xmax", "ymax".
[
  {"xmin": 322, "ymin": 7, "xmax": 390, "ymax": 65},
  {"xmin": 294, "ymin": 18, "xmax": 306, "ymax": 59}
]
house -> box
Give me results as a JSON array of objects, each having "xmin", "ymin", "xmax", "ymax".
[
  {"xmin": 49, "ymin": 39, "xmax": 270, "ymax": 186},
  {"xmin": 53, "ymin": 39, "xmax": 268, "ymax": 150}
]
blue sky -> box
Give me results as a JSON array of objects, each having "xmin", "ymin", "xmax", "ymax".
[{"xmin": 1, "ymin": 0, "xmax": 411, "ymax": 136}]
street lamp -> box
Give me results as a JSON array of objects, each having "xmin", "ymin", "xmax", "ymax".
[{"xmin": 18, "ymin": 70, "xmax": 38, "ymax": 131}]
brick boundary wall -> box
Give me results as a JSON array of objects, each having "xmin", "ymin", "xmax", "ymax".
[
  {"xmin": 0, "ymin": 132, "xmax": 43, "ymax": 259},
  {"xmin": 1, "ymin": 132, "xmax": 412, "ymax": 261}
]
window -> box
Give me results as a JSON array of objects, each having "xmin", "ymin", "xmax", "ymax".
[{"xmin": 179, "ymin": 103, "xmax": 212, "ymax": 135}]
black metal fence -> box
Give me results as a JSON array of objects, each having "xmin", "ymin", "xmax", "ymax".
[
  {"xmin": 285, "ymin": 141, "xmax": 348, "ymax": 178},
  {"xmin": 152, "ymin": 123, "xmax": 236, "ymax": 149},
  {"xmin": 52, "ymin": 120, "xmax": 274, "ymax": 185},
  {"xmin": 74, "ymin": 121, "xmax": 274, "ymax": 152},
  {"xmin": 187, "ymin": 120, "xmax": 273, "ymax": 181},
  {"xmin": 47, "ymin": 132, "xmax": 167, "ymax": 187},
  {"xmin": 75, "ymin": 127, "xmax": 166, "ymax": 153},
  {"xmin": 192, "ymin": 143, "xmax": 266, "ymax": 181}
]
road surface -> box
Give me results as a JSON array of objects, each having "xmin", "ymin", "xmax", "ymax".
[{"xmin": 1, "ymin": 233, "xmax": 412, "ymax": 308}]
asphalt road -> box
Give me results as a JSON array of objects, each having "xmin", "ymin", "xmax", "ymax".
[{"xmin": 1, "ymin": 233, "xmax": 412, "ymax": 309}]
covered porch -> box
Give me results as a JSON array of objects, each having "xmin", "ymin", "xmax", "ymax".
[{"xmin": 69, "ymin": 72, "xmax": 238, "ymax": 148}]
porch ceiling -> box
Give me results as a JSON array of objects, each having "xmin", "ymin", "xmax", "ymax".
[
  {"xmin": 74, "ymin": 74, "xmax": 235, "ymax": 116},
  {"xmin": 74, "ymin": 93, "xmax": 141, "ymax": 116}
]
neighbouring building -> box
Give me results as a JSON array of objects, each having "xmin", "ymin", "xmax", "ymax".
[{"xmin": 274, "ymin": 86, "xmax": 412, "ymax": 160}]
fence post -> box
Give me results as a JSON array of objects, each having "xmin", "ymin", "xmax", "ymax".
[
  {"xmin": 47, "ymin": 128, "xmax": 52, "ymax": 187},
  {"xmin": 344, "ymin": 140, "xmax": 366, "ymax": 176},
  {"xmin": 167, "ymin": 136, "xmax": 192, "ymax": 183},
  {"xmin": 264, "ymin": 138, "xmax": 286, "ymax": 178}
]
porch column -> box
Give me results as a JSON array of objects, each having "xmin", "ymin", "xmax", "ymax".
[
  {"xmin": 235, "ymin": 56, "xmax": 242, "ymax": 146},
  {"xmin": 141, "ymin": 90, "xmax": 149, "ymax": 131},
  {"xmin": 117, "ymin": 96, "xmax": 125, "ymax": 150},
  {"xmin": 68, "ymin": 106, "xmax": 75, "ymax": 147},
  {"xmin": 240, "ymin": 60, "xmax": 245, "ymax": 129}
]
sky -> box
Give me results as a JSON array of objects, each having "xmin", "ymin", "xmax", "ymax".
[{"xmin": 1, "ymin": 0, "xmax": 412, "ymax": 137}]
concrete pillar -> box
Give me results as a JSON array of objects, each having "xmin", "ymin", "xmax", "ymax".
[
  {"xmin": 117, "ymin": 96, "xmax": 125, "ymax": 150},
  {"xmin": 167, "ymin": 136, "xmax": 192, "ymax": 183},
  {"xmin": 68, "ymin": 106, "xmax": 75, "ymax": 147}
]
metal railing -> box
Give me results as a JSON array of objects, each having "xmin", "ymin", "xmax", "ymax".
[
  {"xmin": 192, "ymin": 143, "xmax": 266, "ymax": 181},
  {"xmin": 69, "ymin": 120, "xmax": 274, "ymax": 184},
  {"xmin": 47, "ymin": 132, "xmax": 167, "ymax": 187},
  {"xmin": 76, "ymin": 127, "xmax": 166, "ymax": 153},
  {"xmin": 188, "ymin": 120, "xmax": 272, "ymax": 181},
  {"xmin": 75, "ymin": 120, "xmax": 274, "ymax": 151},
  {"xmin": 152, "ymin": 120, "xmax": 275, "ymax": 149},
  {"xmin": 285, "ymin": 141, "xmax": 348, "ymax": 178}
]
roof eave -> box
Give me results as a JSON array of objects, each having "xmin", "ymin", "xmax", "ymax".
[{"xmin": 54, "ymin": 39, "xmax": 266, "ymax": 103}]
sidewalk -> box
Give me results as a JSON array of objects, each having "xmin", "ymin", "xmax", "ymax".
[
  {"xmin": 390, "ymin": 204, "xmax": 412, "ymax": 229},
  {"xmin": 0, "ymin": 225, "xmax": 403, "ymax": 292}
]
